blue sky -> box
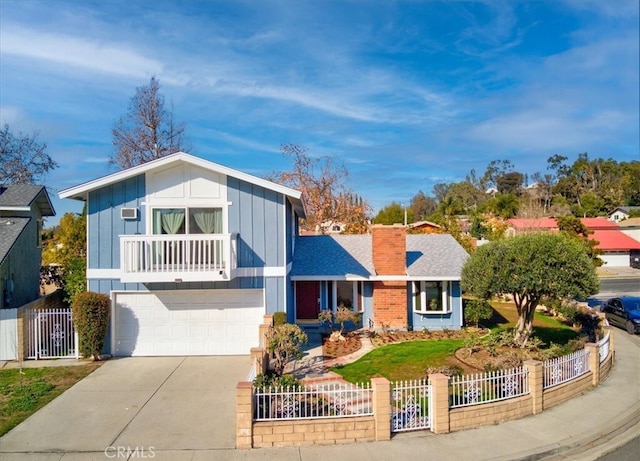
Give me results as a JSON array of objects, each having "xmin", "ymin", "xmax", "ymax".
[{"xmin": 1, "ymin": 0, "xmax": 638, "ymax": 226}]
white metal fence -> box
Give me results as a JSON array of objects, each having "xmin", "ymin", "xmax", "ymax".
[
  {"xmin": 391, "ymin": 379, "xmax": 432, "ymax": 432},
  {"xmin": 450, "ymin": 367, "xmax": 530, "ymax": 408},
  {"xmin": 598, "ymin": 332, "xmax": 610, "ymax": 364},
  {"xmin": 543, "ymin": 349, "xmax": 590, "ymax": 389},
  {"xmin": 254, "ymin": 381, "xmax": 373, "ymax": 421},
  {"xmin": 26, "ymin": 308, "xmax": 78, "ymax": 360}
]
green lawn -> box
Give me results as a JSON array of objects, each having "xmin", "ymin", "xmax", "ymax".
[
  {"xmin": 331, "ymin": 303, "xmax": 579, "ymax": 383},
  {"xmin": 331, "ymin": 339, "xmax": 464, "ymax": 382},
  {"xmin": 0, "ymin": 364, "xmax": 101, "ymax": 436}
]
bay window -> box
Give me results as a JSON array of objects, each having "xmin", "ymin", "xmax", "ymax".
[{"xmin": 327, "ymin": 281, "xmax": 363, "ymax": 312}]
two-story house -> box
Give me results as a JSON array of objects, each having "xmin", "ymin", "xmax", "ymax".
[
  {"xmin": 0, "ymin": 184, "xmax": 55, "ymax": 309},
  {"xmin": 60, "ymin": 152, "xmax": 468, "ymax": 357}
]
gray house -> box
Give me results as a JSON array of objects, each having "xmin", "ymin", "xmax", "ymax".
[
  {"xmin": 59, "ymin": 152, "xmax": 468, "ymax": 357},
  {"xmin": 0, "ymin": 185, "xmax": 55, "ymax": 309}
]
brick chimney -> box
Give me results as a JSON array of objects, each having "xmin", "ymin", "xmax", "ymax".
[
  {"xmin": 371, "ymin": 224, "xmax": 407, "ymax": 329},
  {"xmin": 372, "ymin": 224, "xmax": 406, "ymax": 275}
]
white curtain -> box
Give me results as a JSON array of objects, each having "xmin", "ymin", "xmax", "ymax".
[
  {"xmin": 193, "ymin": 208, "xmax": 222, "ymax": 233},
  {"xmin": 161, "ymin": 210, "xmax": 185, "ymax": 234}
]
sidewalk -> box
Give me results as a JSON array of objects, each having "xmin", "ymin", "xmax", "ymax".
[{"xmin": 0, "ymin": 331, "xmax": 638, "ymax": 460}]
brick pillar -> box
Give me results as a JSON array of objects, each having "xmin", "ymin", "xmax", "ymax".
[
  {"xmin": 259, "ymin": 323, "xmax": 271, "ymax": 348},
  {"xmin": 429, "ymin": 373, "xmax": 450, "ymax": 434},
  {"xmin": 250, "ymin": 347, "xmax": 267, "ymax": 375},
  {"xmin": 525, "ymin": 360, "xmax": 543, "ymax": 414},
  {"xmin": 371, "ymin": 377, "xmax": 391, "ymax": 441},
  {"xmin": 585, "ymin": 343, "xmax": 600, "ymax": 386},
  {"xmin": 236, "ymin": 381, "xmax": 254, "ymax": 449}
]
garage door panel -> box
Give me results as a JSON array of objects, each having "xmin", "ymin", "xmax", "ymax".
[{"xmin": 113, "ymin": 289, "xmax": 264, "ymax": 356}]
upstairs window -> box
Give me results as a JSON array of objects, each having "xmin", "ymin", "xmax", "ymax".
[
  {"xmin": 153, "ymin": 208, "xmax": 222, "ymax": 234},
  {"xmin": 413, "ymin": 281, "xmax": 450, "ymax": 314}
]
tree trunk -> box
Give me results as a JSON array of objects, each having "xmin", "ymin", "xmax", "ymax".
[{"xmin": 513, "ymin": 296, "xmax": 539, "ymax": 347}]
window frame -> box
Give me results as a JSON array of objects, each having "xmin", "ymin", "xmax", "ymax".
[
  {"xmin": 413, "ymin": 281, "xmax": 451, "ymax": 314},
  {"xmin": 328, "ymin": 280, "xmax": 363, "ymax": 313},
  {"xmin": 151, "ymin": 206, "xmax": 223, "ymax": 235}
]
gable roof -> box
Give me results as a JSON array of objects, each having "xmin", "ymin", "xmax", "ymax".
[
  {"xmin": 610, "ymin": 206, "xmax": 640, "ymax": 215},
  {"xmin": 0, "ymin": 184, "xmax": 55, "ymax": 216},
  {"xmin": 58, "ymin": 152, "xmax": 305, "ymax": 217},
  {"xmin": 0, "ymin": 217, "xmax": 31, "ymax": 266},
  {"xmin": 591, "ymin": 230, "xmax": 640, "ymax": 251},
  {"xmin": 290, "ymin": 233, "xmax": 468, "ymax": 280},
  {"xmin": 508, "ymin": 218, "xmax": 557, "ymax": 231},
  {"xmin": 580, "ymin": 218, "xmax": 618, "ymax": 230}
]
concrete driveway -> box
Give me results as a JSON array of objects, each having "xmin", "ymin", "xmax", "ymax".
[{"xmin": 0, "ymin": 356, "xmax": 251, "ymax": 457}]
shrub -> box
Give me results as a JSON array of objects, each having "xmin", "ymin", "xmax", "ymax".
[
  {"xmin": 273, "ymin": 311, "xmax": 287, "ymax": 326},
  {"xmin": 463, "ymin": 298, "xmax": 494, "ymax": 327},
  {"xmin": 71, "ymin": 291, "xmax": 110, "ymax": 360},
  {"xmin": 265, "ymin": 323, "xmax": 308, "ymax": 376},
  {"xmin": 318, "ymin": 306, "xmax": 361, "ymax": 341},
  {"xmin": 253, "ymin": 372, "xmax": 301, "ymax": 389}
]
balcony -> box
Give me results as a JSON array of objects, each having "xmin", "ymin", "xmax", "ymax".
[{"xmin": 120, "ymin": 233, "xmax": 238, "ymax": 283}]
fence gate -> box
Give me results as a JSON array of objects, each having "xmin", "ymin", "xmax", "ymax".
[
  {"xmin": 391, "ymin": 379, "xmax": 432, "ymax": 432},
  {"xmin": 27, "ymin": 308, "xmax": 78, "ymax": 359}
]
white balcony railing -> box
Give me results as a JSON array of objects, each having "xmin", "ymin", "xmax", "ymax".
[{"xmin": 120, "ymin": 233, "xmax": 237, "ymax": 283}]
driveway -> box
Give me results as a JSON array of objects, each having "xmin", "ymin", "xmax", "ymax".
[{"xmin": 0, "ymin": 356, "xmax": 251, "ymax": 455}]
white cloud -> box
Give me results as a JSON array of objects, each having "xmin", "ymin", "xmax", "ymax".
[{"xmin": 0, "ymin": 26, "xmax": 164, "ymax": 79}]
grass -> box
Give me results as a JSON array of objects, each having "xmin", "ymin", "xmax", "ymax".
[
  {"xmin": 0, "ymin": 363, "xmax": 101, "ymax": 436},
  {"xmin": 331, "ymin": 339, "xmax": 464, "ymax": 382},
  {"xmin": 486, "ymin": 301, "xmax": 579, "ymax": 346},
  {"xmin": 332, "ymin": 302, "xmax": 579, "ymax": 383}
]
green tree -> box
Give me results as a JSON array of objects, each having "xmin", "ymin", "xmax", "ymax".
[
  {"xmin": 410, "ymin": 190, "xmax": 437, "ymax": 220},
  {"xmin": 265, "ymin": 323, "xmax": 308, "ymax": 376},
  {"xmin": 461, "ymin": 233, "xmax": 598, "ymax": 347},
  {"xmin": 485, "ymin": 193, "xmax": 519, "ymax": 218},
  {"xmin": 373, "ymin": 201, "xmax": 412, "ymax": 225},
  {"xmin": 42, "ymin": 211, "xmax": 87, "ymax": 303},
  {"xmin": 556, "ymin": 215, "xmax": 603, "ymax": 266}
]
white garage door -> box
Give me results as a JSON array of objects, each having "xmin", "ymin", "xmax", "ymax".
[
  {"xmin": 113, "ymin": 289, "xmax": 264, "ymax": 356},
  {"xmin": 601, "ymin": 253, "xmax": 630, "ymax": 267}
]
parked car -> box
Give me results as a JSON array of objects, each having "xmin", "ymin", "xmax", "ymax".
[{"xmin": 601, "ymin": 296, "xmax": 640, "ymax": 334}]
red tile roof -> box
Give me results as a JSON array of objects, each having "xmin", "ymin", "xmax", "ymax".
[
  {"xmin": 590, "ymin": 230, "xmax": 640, "ymax": 251},
  {"xmin": 507, "ymin": 218, "xmax": 557, "ymax": 230},
  {"xmin": 580, "ymin": 218, "xmax": 619, "ymax": 230}
]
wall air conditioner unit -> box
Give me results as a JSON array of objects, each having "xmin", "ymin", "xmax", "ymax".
[{"xmin": 121, "ymin": 207, "xmax": 138, "ymax": 220}]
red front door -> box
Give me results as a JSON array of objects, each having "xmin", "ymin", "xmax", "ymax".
[{"xmin": 296, "ymin": 281, "xmax": 320, "ymax": 320}]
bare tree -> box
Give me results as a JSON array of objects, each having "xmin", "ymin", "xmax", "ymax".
[
  {"xmin": 111, "ymin": 77, "xmax": 189, "ymax": 169},
  {"xmin": 270, "ymin": 144, "xmax": 371, "ymax": 234},
  {"xmin": 0, "ymin": 124, "xmax": 57, "ymax": 184}
]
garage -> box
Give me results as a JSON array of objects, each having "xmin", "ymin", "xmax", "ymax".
[{"xmin": 112, "ymin": 289, "xmax": 264, "ymax": 356}]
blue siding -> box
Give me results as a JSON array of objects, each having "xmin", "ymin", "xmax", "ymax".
[
  {"xmin": 88, "ymin": 174, "xmax": 145, "ymax": 269},
  {"xmin": 87, "ymin": 171, "xmax": 292, "ymax": 317},
  {"xmin": 227, "ymin": 177, "xmax": 285, "ymax": 268}
]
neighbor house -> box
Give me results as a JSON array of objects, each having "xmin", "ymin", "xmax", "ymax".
[
  {"xmin": 59, "ymin": 152, "xmax": 468, "ymax": 357},
  {"xmin": 0, "ymin": 185, "xmax": 55, "ymax": 361},
  {"xmin": 608, "ymin": 206, "xmax": 640, "ymax": 223},
  {"xmin": 0, "ymin": 185, "xmax": 55, "ymax": 309},
  {"xmin": 507, "ymin": 217, "xmax": 640, "ymax": 268}
]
